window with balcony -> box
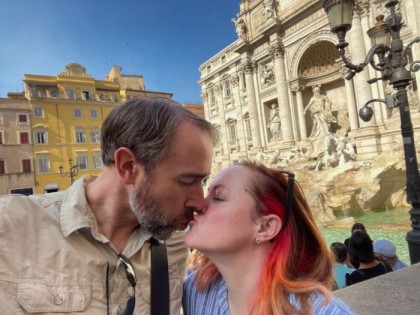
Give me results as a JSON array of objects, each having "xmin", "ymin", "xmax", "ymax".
[
  {"xmin": 209, "ymin": 88, "xmax": 216, "ymax": 105},
  {"xmin": 0, "ymin": 131, "xmax": 3, "ymax": 144},
  {"xmin": 33, "ymin": 106, "xmax": 44, "ymax": 118},
  {"xmin": 66, "ymin": 88, "xmax": 76, "ymax": 100},
  {"xmin": 50, "ymin": 89, "xmax": 59, "ymax": 98},
  {"xmin": 20, "ymin": 132, "xmax": 30, "ymax": 144},
  {"xmin": 0, "ymin": 112, "xmax": 3, "ymax": 125},
  {"xmin": 226, "ymin": 119, "xmax": 238, "ymax": 145},
  {"xmin": 82, "ymin": 90, "xmax": 91, "ymax": 100},
  {"xmin": 22, "ymin": 159, "xmax": 32, "ymax": 173},
  {"xmin": 34, "ymin": 130, "xmax": 48, "ymax": 144}
]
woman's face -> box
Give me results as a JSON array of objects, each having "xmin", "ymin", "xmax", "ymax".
[{"xmin": 185, "ymin": 165, "xmax": 258, "ymax": 254}]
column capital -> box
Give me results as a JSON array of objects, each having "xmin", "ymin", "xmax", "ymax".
[
  {"xmin": 355, "ymin": 0, "xmax": 370, "ymax": 17},
  {"xmin": 289, "ymin": 80, "xmax": 305, "ymax": 93},
  {"xmin": 269, "ymin": 42, "xmax": 285, "ymax": 59},
  {"xmin": 242, "ymin": 60, "xmax": 257, "ymax": 74}
]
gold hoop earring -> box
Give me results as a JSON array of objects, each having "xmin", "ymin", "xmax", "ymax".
[{"xmin": 255, "ymin": 238, "xmax": 261, "ymax": 244}]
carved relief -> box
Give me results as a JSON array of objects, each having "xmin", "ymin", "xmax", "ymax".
[
  {"xmin": 231, "ymin": 73, "xmax": 240, "ymax": 87},
  {"xmin": 260, "ymin": 61, "xmax": 275, "ymax": 88},
  {"xmin": 215, "ymin": 83, "xmax": 222, "ymax": 95}
]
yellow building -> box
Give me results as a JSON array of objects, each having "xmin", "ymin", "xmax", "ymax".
[{"xmin": 24, "ymin": 63, "xmax": 172, "ymax": 193}]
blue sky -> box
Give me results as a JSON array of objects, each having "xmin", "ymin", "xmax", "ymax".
[{"xmin": 0, "ymin": 0, "xmax": 239, "ymax": 103}]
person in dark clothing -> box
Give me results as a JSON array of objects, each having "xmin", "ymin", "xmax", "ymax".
[{"xmin": 346, "ymin": 231, "xmax": 392, "ymax": 285}]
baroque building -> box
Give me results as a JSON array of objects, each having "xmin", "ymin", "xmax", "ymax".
[
  {"xmin": 200, "ymin": 0, "xmax": 420, "ymax": 174},
  {"xmin": 23, "ymin": 63, "xmax": 172, "ymax": 194}
]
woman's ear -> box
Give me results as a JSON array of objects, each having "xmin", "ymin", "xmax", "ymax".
[
  {"xmin": 114, "ymin": 147, "xmax": 145, "ymax": 184},
  {"xmin": 254, "ymin": 214, "xmax": 282, "ymax": 243}
]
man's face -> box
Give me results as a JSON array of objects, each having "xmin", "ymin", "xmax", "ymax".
[{"xmin": 129, "ymin": 122, "xmax": 213, "ymax": 239}]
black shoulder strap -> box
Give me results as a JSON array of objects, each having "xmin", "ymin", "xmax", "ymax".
[{"xmin": 151, "ymin": 238, "xmax": 169, "ymax": 315}]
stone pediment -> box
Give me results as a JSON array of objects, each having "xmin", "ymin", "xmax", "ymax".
[{"xmin": 60, "ymin": 63, "xmax": 92, "ymax": 78}]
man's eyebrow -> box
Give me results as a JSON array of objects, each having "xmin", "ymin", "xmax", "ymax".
[{"xmin": 178, "ymin": 173, "xmax": 209, "ymax": 179}]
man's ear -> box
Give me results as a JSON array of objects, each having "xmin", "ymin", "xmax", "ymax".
[
  {"xmin": 114, "ymin": 147, "xmax": 145, "ymax": 184},
  {"xmin": 254, "ymin": 214, "xmax": 282, "ymax": 243}
]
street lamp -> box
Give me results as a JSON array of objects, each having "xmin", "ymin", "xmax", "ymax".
[
  {"xmin": 323, "ymin": 0, "xmax": 420, "ymax": 264},
  {"xmin": 59, "ymin": 158, "xmax": 79, "ymax": 184}
]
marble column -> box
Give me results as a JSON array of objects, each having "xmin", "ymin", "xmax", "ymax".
[
  {"xmin": 291, "ymin": 85, "xmax": 307, "ymax": 139},
  {"xmin": 340, "ymin": 67, "xmax": 359, "ymax": 130},
  {"xmin": 347, "ymin": 9, "xmax": 376, "ymax": 127},
  {"xmin": 244, "ymin": 60, "xmax": 262, "ymax": 148},
  {"xmin": 270, "ymin": 42, "xmax": 293, "ymax": 141}
]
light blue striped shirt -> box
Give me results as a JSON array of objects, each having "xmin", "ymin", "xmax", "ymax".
[{"xmin": 183, "ymin": 272, "xmax": 356, "ymax": 315}]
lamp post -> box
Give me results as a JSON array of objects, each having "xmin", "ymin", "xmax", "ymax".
[
  {"xmin": 323, "ymin": 0, "xmax": 420, "ymax": 264},
  {"xmin": 59, "ymin": 158, "xmax": 79, "ymax": 184}
]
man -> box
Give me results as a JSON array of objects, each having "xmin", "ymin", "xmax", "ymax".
[
  {"xmin": 373, "ymin": 239, "xmax": 408, "ymax": 271},
  {"xmin": 0, "ymin": 98, "xmax": 216, "ymax": 314}
]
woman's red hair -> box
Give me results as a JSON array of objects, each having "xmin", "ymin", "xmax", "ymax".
[{"xmin": 195, "ymin": 161, "xmax": 334, "ymax": 315}]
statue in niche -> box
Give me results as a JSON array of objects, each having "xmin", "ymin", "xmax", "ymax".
[
  {"xmin": 267, "ymin": 104, "xmax": 282, "ymax": 140},
  {"xmin": 231, "ymin": 14, "xmax": 246, "ymax": 40},
  {"xmin": 304, "ymin": 85, "xmax": 337, "ymax": 139},
  {"xmin": 337, "ymin": 136, "xmax": 357, "ymax": 166},
  {"xmin": 263, "ymin": 0, "xmax": 275, "ymax": 19},
  {"xmin": 260, "ymin": 63, "xmax": 275, "ymax": 87}
]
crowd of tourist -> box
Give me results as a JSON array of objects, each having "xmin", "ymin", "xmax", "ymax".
[{"xmin": 330, "ymin": 223, "xmax": 408, "ymax": 289}]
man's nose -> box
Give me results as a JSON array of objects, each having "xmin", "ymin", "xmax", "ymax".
[{"xmin": 185, "ymin": 183, "xmax": 205, "ymax": 209}]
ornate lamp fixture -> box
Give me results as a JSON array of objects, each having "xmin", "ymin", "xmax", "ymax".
[
  {"xmin": 59, "ymin": 158, "xmax": 79, "ymax": 184},
  {"xmin": 323, "ymin": 0, "xmax": 420, "ymax": 263}
]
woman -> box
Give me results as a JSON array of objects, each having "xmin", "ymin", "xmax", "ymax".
[
  {"xmin": 330, "ymin": 242, "xmax": 354, "ymax": 289},
  {"xmin": 183, "ymin": 161, "xmax": 354, "ymax": 315},
  {"xmin": 346, "ymin": 231, "xmax": 392, "ymax": 286}
]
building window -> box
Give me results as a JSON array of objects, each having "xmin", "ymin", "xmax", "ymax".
[
  {"xmin": 30, "ymin": 86, "xmax": 40, "ymax": 97},
  {"xmin": 51, "ymin": 89, "xmax": 59, "ymax": 98},
  {"xmin": 75, "ymin": 131, "xmax": 87, "ymax": 143},
  {"xmin": 91, "ymin": 130, "xmax": 100, "ymax": 143},
  {"xmin": 82, "ymin": 90, "xmax": 91, "ymax": 100},
  {"xmin": 20, "ymin": 132, "xmax": 30, "ymax": 144},
  {"xmin": 76, "ymin": 155, "xmax": 89, "ymax": 170},
  {"xmin": 225, "ymin": 80, "xmax": 231, "ymax": 97},
  {"xmin": 0, "ymin": 131, "xmax": 3, "ymax": 144},
  {"xmin": 93, "ymin": 154, "xmax": 103, "ymax": 169},
  {"xmin": 33, "ymin": 106, "xmax": 44, "ymax": 118},
  {"xmin": 37, "ymin": 157, "xmax": 49, "ymax": 173},
  {"xmin": 66, "ymin": 88, "xmax": 75, "ymax": 100},
  {"xmin": 0, "ymin": 160, "xmax": 5, "ymax": 174},
  {"xmin": 73, "ymin": 108, "xmax": 82, "ymax": 119},
  {"xmin": 17, "ymin": 113, "xmax": 29, "ymax": 124},
  {"xmin": 22, "ymin": 159, "xmax": 32, "ymax": 173},
  {"xmin": 34, "ymin": 130, "xmax": 48, "ymax": 144},
  {"xmin": 209, "ymin": 88, "xmax": 215, "ymax": 104},
  {"xmin": 90, "ymin": 109, "xmax": 98, "ymax": 119},
  {"xmin": 226, "ymin": 120, "xmax": 237, "ymax": 145}
]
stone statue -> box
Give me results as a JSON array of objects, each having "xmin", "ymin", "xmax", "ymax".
[
  {"xmin": 260, "ymin": 63, "xmax": 275, "ymax": 86},
  {"xmin": 255, "ymin": 148, "xmax": 268, "ymax": 164},
  {"xmin": 267, "ymin": 104, "xmax": 281, "ymax": 140},
  {"xmin": 304, "ymin": 86, "xmax": 337, "ymax": 139},
  {"xmin": 315, "ymin": 134, "xmax": 339, "ymax": 171},
  {"xmin": 267, "ymin": 149, "xmax": 281, "ymax": 167},
  {"xmin": 231, "ymin": 14, "xmax": 246, "ymax": 40},
  {"xmin": 337, "ymin": 136, "xmax": 356, "ymax": 166},
  {"xmin": 263, "ymin": 0, "xmax": 275, "ymax": 19}
]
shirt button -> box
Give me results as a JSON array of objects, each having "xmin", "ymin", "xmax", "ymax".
[{"xmin": 54, "ymin": 295, "xmax": 64, "ymax": 305}]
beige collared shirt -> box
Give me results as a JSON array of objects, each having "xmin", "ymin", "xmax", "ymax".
[{"xmin": 0, "ymin": 176, "xmax": 189, "ymax": 314}]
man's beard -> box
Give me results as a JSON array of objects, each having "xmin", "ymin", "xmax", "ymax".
[{"xmin": 128, "ymin": 174, "xmax": 174, "ymax": 240}]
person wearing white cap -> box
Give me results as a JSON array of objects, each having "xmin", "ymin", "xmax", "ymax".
[{"xmin": 373, "ymin": 239, "xmax": 408, "ymax": 271}]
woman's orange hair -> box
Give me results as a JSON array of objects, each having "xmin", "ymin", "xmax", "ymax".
[{"xmin": 194, "ymin": 161, "xmax": 334, "ymax": 315}]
